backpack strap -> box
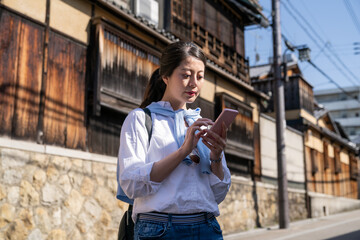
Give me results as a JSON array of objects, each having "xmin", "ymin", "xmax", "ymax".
[{"xmin": 143, "ymin": 108, "xmax": 152, "ymax": 143}]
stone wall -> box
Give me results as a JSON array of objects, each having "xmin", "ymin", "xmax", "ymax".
[
  {"xmin": 0, "ymin": 146, "xmax": 126, "ymax": 240},
  {"xmin": 0, "ymin": 140, "xmax": 309, "ymax": 239},
  {"xmin": 218, "ymin": 176, "xmax": 308, "ymax": 234}
]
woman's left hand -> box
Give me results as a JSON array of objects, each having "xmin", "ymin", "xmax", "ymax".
[{"xmin": 201, "ymin": 122, "xmax": 227, "ymax": 160}]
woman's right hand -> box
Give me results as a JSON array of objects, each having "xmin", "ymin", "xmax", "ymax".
[
  {"xmin": 180, "ymin": 118, "xmax": 213, "ymax": 155},
  {"xmin": 150, "ymin": 118, "xmax": 213, "ymax": 182}
]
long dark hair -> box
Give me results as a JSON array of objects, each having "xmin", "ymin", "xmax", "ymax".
[{"xmin": 139, "ymin": 41, "xmax": 206, "ymax": 108}]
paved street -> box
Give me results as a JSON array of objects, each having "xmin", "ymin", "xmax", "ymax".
[{"xmin": 224, "ymin": 209, "xmax": 360, "ymax": 240}]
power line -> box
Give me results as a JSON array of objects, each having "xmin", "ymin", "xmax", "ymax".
[
  {"xmin": 307, "ymin": 60, "xmax": 360, "ymax": 104},
  {"xmin": 283, "ymin": 0, "xmax": 360, "ymax": 85},
  {"xmin": 343, "ymin": 0, "xmax": 360, "ymax": 35},
  {"xmin": 284, "ymin": 0, "xmax": 360, "ymax": 85},
  {"xmin": 298, "ymin": 0, "xmax": 329, "ymax": 40},
  {"xmin": 282, "ymin": 1, "xmax": 360, "ymax": 86}
]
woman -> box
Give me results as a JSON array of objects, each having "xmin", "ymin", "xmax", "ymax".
[{"xmin": 117, "ymin": 41, "xmax": 231, "ymax": 239}]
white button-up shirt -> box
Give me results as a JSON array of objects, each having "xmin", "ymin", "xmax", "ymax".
[{"xmin": 117, "ymin": 101, "xmax": 231, "ymax": 221}]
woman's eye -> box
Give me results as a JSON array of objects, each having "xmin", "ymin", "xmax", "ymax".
[
  {"xmin": 184, "ymin": 74, "xmax": 191, "ymax": 78},
  {"xmin": 198, "ymin": 75, "xmax": 204, "ymax": 80}
]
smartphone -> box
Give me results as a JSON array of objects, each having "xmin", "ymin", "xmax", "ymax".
[{"xmin": 210, "ymin": 108, "xmax": 239, "ymax": 135}]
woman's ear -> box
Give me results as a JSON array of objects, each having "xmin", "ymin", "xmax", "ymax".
[{"xmin": 162, "ymin": 76, "xmax": 168, "ymax": 85}]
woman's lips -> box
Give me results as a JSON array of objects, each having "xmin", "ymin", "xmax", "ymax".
[{"xmin": 186, "ymin": 91, "xmax": 197, "ymax": 96}]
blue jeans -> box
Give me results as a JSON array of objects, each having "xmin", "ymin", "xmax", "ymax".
[{"xmin": 134, "ymin": 213, "xmax": 223, "ymax": 240}]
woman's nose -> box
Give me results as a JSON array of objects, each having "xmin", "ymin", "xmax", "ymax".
[{"xmin": 189, "ymin": 76, "xmax": 197, "ymax": 87}]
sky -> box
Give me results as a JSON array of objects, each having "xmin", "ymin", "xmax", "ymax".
[{"xmin": 245, "ymin": 0, "xmax": 360, "ymax": 91}]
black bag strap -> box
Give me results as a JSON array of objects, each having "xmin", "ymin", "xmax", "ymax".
[
  {"xmin": 143, "ymin": 108, "xmax": 152, "ymax": 143},
  {"xmin": 118, "ymin": 109, "xmax": 152, "ymax": 240}
]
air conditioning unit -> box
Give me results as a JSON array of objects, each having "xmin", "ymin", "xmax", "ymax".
[{"xmin": 135, "ymin": 0, "xmax": 159, "ymax": 27}]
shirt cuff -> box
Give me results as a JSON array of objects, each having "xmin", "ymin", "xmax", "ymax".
[{"xmin": 209, "ymin": 168, "xmax": 231, "ymax": 186}]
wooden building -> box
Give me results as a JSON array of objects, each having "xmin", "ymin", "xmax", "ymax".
[
  {"xmin": 251, "ymin": 57, "xmax": 359, "ymax": 202},
  {"xmin": 0, "ymin": 0, "xmax": 269, "ymax": 177}
]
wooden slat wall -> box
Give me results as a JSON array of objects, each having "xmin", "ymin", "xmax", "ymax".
[
  {"xmin": 284, "ymin": 77, "xmax": 300, "ymax": 110},
  {"xmin": 216, "ymin": 93, "xmax": 255, "ymax": 158},
  {"xmin": 43, "ymin": 31, "xmax": 86, "ymax": 150},
  {"xmin": 235, "ymin": 26, "xmax": 245, "ymax": 57},
  {"xmin": 191, "ymin": 0, "xmax": 250, "ymax": 84},
  {"xmin": 170, "ymin": 0, "xmax": 192, "ymax": 40},
  {"xmin": 0, "ymin": 8, "xmax": 43, "ymax": 140},
  {"xmin": 88, "ymin": 108, "xmax": 125, "ymax": 156},
  {"xmin": 188, "ymin": 97, "xmax": 215, "ymax": 120},
  {"xmin": 101, "ymin": 28, "xmax": 159, "ymax": 105},
  {"xmin": 88, "ymin": 20, "xmax": 161, "ymax": 156},
  {"xmin": 323, "ymin": 142, "xmax": 333, "ymax": 195},
  {"xmin": 0, "ymin": 9, "xmax": 21, "ymax": 136},
  {"xmin": 298, "ymin": 78, "xmax": 314, "ymax": 114},
  {"xmin": 65, "ymin": 37, "xmax": 87, "ymax": 149},
  {"xmin": 305, "ymin": 145, "xmax": 358, "ymax": 199},
  {"xmin": 253, "ymin": 122, "xmax": 261, "ymax": 180}
]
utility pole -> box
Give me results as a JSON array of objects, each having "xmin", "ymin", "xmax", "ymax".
[{"xmin": 272, "ymin": 0, "xmax": 289, "ymax": 229}]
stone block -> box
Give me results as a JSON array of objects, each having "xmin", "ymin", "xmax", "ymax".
[
  {"xmin": 83, "ymin": 161, "xmax": 92, "ymax": 175},
  {"xmin": 22, "ymin": 165, "xmax": 38, "ymax": 183},
  {"xmin": 64, "ymin": 190, "xmax": 84, "ymax": 215},
  {"xmin": 51, "ymin": 156, "xmax": 72, "ymax": 172},
  {"xmin": 106, "ymin": 228, "xmax": 118, "ymax": 240},
  {"xmin": 0, "ymin": 184, "xmax": 6, "ymax": 200},
  {"xmin": 52, "ymin": 207, "xmax": 62, "ymax": 226},
  {"xmin": 76, "ymin": 220, "xmax": 86, "ymax": 234},
  {"xmin": 84, "ymin": 198, "xmax": 102, "ymax": 219},
  {"xmin": 69, "ymin": 228, "xmax": 82, "ymax": 240},
  {"xmin": 19, "ymin": 208, "xmax": 35, "ymax": 230},
  {"xmin": 41, "ymin": 183, "xmax": 61, "ymax": 205},
  {"xmin": 35, "ymin": 207, "xmax": 51, "ymax": 233},
  {"xmin": 81, "ymin": 177, "xmax": 94, "ymax": 196},
  {"xmin": 94, "ymin": 175, "xmax": 105, "ymax": 186},
  {"xmin": 107, "ymin": 178, "xmax": 118, "ymax": 195},
  {"xmin": 72, "ymin": 159, "xmax": 83, "ymax": 168},
  {"xmin": 61, "ymin": 207, "xmax": 77, "ymax": 234},
  {"xmin": 58, "ymin": 174, "xmax": 72, "ymax": 195},
  {"xmin": 27, "ymin": 228, "xmax": 44, "ymax": 240},
  {"xmin": 47, "ymin": 229, "xmax": 67, "ymax": 240},
  {"xmin": 31, "ymin": 153, "xmax": 49, "ymax": 168},
  {"xmin": 5, "ymin": 219, "xmax": 29, "ymax": 240},
  {"xmin": 0, "ymin": 203, "xmax": 15, "ymax": 228},
  {"xmin": 77, "ymin": 211, "xmax": 95, "ymax": 234},
  {"xmin": 68, "ymin": 171, "xmax": 84, "ymax": 188},
  {"xmin": 8, "ymin": 186, "xmax": 20, "ymax": 205},
  {"xmin": 1, "ymin": 149, "xmax": 30, "ymax": 169},
  {"xmin": 3, "ymin": 169, "xmax": 23, "ymax": 185},
  {"xmin": 105, "ymin": 164, "xmax": 116, "ymax": 173},
  {"xmin": 92, "ymin": 162, "xmax": 105, "ymax": 175},
  {"xmin": 20, "ymin": 180, "xmax": 40, "ymax": 207},
  {"xmin": 46, "ymin": 165, "xmax": 59, "ymax": 182},
  {"xmin": 95, "ymin": 187, "xmax": 116, "ymax": 211},
  {"xmin": 33, "ymin": 169, "xmax": 46, "ymax": 190},
  {"xmin": 100, "ymin": 210, "xmax": 111, "ymax": 226}
]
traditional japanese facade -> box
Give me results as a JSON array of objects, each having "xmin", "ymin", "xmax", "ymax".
[
  {"xmin": 251, "ymin": 57, "xmax": 360, "ymax": 217},
  {"xmin": 3, "ymin": 0, "xmax": 307, "ymax": 238}
]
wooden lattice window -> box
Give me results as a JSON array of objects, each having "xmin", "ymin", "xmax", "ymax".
[
  {"xmin": 334, "ymin": 147, "xmax": 342, "ymax": 174},
  {"xmin": 323, "ymin": 141, "xmax": 330, "ymax": 169},
  {"xmin": 311, "ymin": 148, "xmax": 319, "ymax": 175},
  {"xmin": 216, "ymin": 93, "xmax": 254, "ymax": 160},
  {"xmin": 191, "ymin": 22, "xmax": 250, "ymax": 84},
  {"xmin": 92, "ymin": 18, "xmax": 161, "ymax": 115},
  {"xmin": 350, "ymin": 155, "xmax": 358, "ymax": 180}
]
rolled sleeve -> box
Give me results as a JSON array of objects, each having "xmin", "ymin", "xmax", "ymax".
[
  {"xmin": 209, "ymin": 156, "xmax": 231, "ymax": 204},
  {"xmin": 117, "ymin": 109, "xmax": 161, "ymax": 200},
  {"xmin": 120, "ymin": 161, "xmax": 162, "ymax": 199}
]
